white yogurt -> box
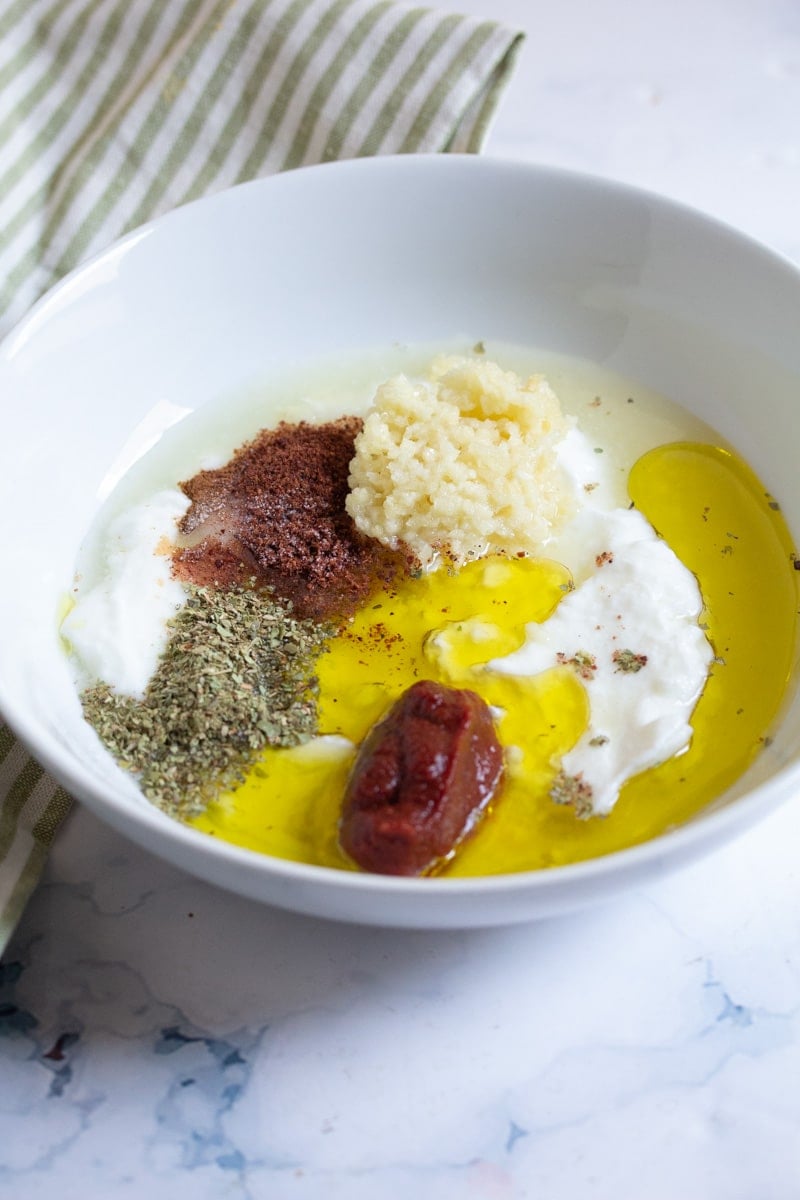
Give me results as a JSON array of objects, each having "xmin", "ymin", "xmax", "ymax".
[
  {"xmin": 491, "ymin": 439, "xmax": 713, "ymax": 815},
  {"xmin": 63, "ymin": 489, "xmax": 189, "ymax": 698}
]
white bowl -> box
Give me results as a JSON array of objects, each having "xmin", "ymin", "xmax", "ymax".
[{"xmin": 1, "ymin": 155, "xmax": 799, "ymax": 929}]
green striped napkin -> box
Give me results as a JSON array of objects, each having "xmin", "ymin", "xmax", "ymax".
[{"xmin": 0, "ymin": 0, "xmax": 523, "ymax": 950}]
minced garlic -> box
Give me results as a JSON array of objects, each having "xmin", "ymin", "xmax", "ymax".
[{"xmin": 345, "ymin": 356, "xmax": 574, "ymax": 568}]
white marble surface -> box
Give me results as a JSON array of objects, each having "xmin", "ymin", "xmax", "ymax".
[{"xmin": 4, "ymin": 1, "xmax": 800, "ymax": 1196}]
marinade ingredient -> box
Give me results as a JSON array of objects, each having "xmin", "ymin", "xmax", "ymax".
[
  {"xmin": 340, "ymin": 680, "xmax": 504, "ymax": 876},
  {"xmin": 174, "ymin": 417, "xmax": 403, "ymax": 620},
  {"xmin": 81, "ymin": 585, "xmax": 329, "ymax": 818},
  {"xmin": 346, "ymin": 356, "xmax": 574, "ymax": 567},
  {"xmin": 62, "ymin": 489, "xmax": 190, "ymax": 698}
]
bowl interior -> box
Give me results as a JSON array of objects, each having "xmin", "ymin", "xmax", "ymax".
[{"xmin": 1, "ymin": 155, "xmax": 799, "ymax": 927}]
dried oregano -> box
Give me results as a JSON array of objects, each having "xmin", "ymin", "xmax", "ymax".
[
  {"xmin": 612, "ymin": 648, "xmax": 648, "ymax": 674},
  {"xmin": 550, "ymin": 769, "xmax": 594, "ymax": 819},
  {"xmin": 556, "ymin": 650, "xmax": 597, "ymax": 680},
  {"xmin": 81, "ymin": 586, "xmax": 330, "ymax": 819}
]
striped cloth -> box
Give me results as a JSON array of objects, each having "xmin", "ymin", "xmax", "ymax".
[{"xmin": 0, "ymin": 0, "xmax": 523, "ymax": 951}]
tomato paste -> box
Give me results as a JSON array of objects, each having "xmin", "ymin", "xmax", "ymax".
[{"xmin": 340, "ymin": 680, "xmax": 504, "ymax": 875}]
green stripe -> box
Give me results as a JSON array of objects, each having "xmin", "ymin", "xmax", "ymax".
[
  {"xmin": 0, "ymin": 0, "xmax": 40, "ymax": 45},
  {"xmin": 0, "ymin": 233, "xmax": 43, "ymax": 319},
  {"xmin": 234, "ymin": 0, "xmax": 358, "ymax": 183},
  {"xmin": 356, "ymin": 12, "xmax": 461, "ymax": 156},
  {"xmin": 178, "ymin": 0, "xmax": 318, "ymax": 203},
  {"xmin": 0, "ymin": 760, "xmax": 44, "ymax": 863},
  {"xmin": 0, "ymin": 725, "xmax": 15, "ymax": 766},
  {"xmin": 318, "ymin": 5, "xmax": 425, "ymax": 163},
  {"xmin": 280, "ymin": 0, "xmax": 392, "ymax": 171},
  {"xmin": 0, "ymin": 0, "xmax": 130, "ymax": 212},
  {"xmin": 0, "ymin": 0, "xmax": 107, "ymax": 148},
  {"xmin": 123, "ymin": 0, "xmax": 270, "ymax": 234},
  {"xmin": 0, "ymin": 839, "xmax": 47, "ymax": 953},
  {"xmin": 31, "ymin": 786, "xmax": 73, "ymax": 845},
  {"xmin": 399, "ymin": 23, "xmax": 495, "ymax": 153},
  {"xmin": 0, "ymin": 0, "xmax": 74, "ymax": 95},
  {"xmin": 48, "ymin": 0, "xmax": 232, "ymax": 278},
  {"xmin": 460, "ymin": 34, "xmax": 523, "ymax": 153}
]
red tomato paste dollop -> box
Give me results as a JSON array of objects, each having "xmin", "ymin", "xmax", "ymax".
[{"xmin": 340, "ymin": 680, "xmax": 504, "ymax": 876}]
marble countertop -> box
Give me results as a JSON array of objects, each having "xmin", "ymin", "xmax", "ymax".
[{"xmin": 4, "ymin": 2, "xmax": 800, "ymax": 1197}]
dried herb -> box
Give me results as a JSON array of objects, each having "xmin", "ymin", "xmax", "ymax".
[
  {"xmin": 550, "ymin": 770, "xmax": 594, "ymax": 819},
  {"xmin": 612, "ymin": 648, "xmax": 648, "ymax": 673},
  {"xmin": 81, "ymin": 586, "xmax": 330, "ymax": 818},
  {"xmin": 556, "ymin": 650, "xmax": 597, "ymax": 680}
]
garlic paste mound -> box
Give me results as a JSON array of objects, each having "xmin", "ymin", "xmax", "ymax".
[{"xmin": 346, "ymin": 356, "xmax": 574, "ymax": 567}]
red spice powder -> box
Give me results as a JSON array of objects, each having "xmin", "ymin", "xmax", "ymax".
[{"xmin": 172, "ymin": 417, "xmax": 403, "ymax": 620}]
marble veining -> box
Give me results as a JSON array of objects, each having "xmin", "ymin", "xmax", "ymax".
[{"xmin": 3, "ymin": 785, "xmax": 800, "ymax": 1199}]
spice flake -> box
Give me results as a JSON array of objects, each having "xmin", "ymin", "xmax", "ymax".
[
  {"xmin": 556, "ymin": 650, "xmax": 597, "ymax": 680},
  {"xmin": 612, "ymin": 648, "xmax": 648, "ymax": 673},
  {"xmin": 550, "ymin": 770, "xmax": 594, "ymax": 819}
]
